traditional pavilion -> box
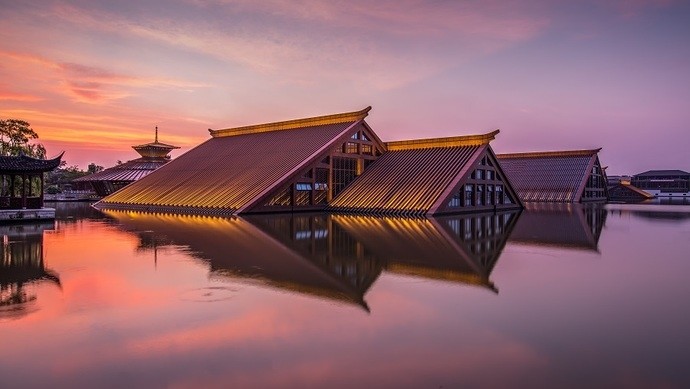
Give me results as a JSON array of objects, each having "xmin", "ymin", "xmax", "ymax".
[
  {"xmin": 0, "ymin": 153, "xmax": 63, "ymax": 221},
  {"xmin": 496, "ymin": 149, "xmax": 608, "ymax": 203},
  {"xmin": 96, "ymin": 107, "xmax": 522, "ymax": 216},
  {"xmin": 74, "ymin": 128, "xmax": 179, "ymax": 197}
]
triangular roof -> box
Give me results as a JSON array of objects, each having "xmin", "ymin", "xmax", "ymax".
[
  {"xmin": 96, "ymin": 107, "xmax": 372, "ymax": 215},
  {"xmin": 329, "ymin": 130, "xmax": 518, "ymax": 216},
  {"xmin": 497, "ymin": 149, "xmax": 602, "ymax": 203}
]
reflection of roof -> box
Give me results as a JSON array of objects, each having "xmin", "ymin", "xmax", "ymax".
[
  {"xmin": 97, "ymin": 107, "xmax": 372, "ymax": 215},
  {"xmin": 102, "ymin": 211, "xmax": 371, "ymax": 310},
  {"xmin": 331, "ymin": 213, "xmax": 518, "ymax": 292},
  {"xmin": 0, "ymin": 152, "xmax": 63, "ymax": 173},
  {"xmin": 508, "ymin": 203, "xmax": 606, "ymax": 251},
  {"xmin": 329, "ymin": 131, "xmax": 498, "ymax": 216},
  {"xmin": 497, "ymin": 149, "xmax": 600, "ymax": 202},
  {"xmin": 74, "ymin": 158, "xmax": 172, "ymax": 182},
  {"xmin": 633, "ymin": 170, "xmax": 690, "ymax": 177}
]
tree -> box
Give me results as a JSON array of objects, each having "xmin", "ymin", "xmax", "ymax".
[
  {"xmin": 0, "ymin": 119, "xmax": 47, "ymax": 158},
  {"xmin": 87, "ymin": 163, "xmax": 104, "ymax": 174}
]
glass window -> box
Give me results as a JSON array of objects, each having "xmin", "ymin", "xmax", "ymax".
[
  {"xmin": 487, "ymin": 170, "xmax": 494, "ymax": 180},
  {"xmin": 361, "ymin": 132, "xmax": 370, "ymax": 141},
  {"xmin": 361, "ymin": 144, "xmax": 372, "ymax": 155},
  {"xmin": 448, "ymin": 193, "xmax": 461, "ymax": 207},
  {"xmin": 333, "ymin": 157, "xmax": 358, "ymax": 196},
  {"xmin": 351, "ymin": 132, "xmax": 359, "ymax": 140},
  {"xmin": 345, "ymin": 142, "xmax": 358, "ymax": 154},
  {"xmin": 476, "ymin": 169, "xmax": 484, "ymax": 180},
  {"xmin": 464, "ymin": 184, "xmax": 474, "ymax": 206},
  {"xmin": 486, "ymin": 185, "xmax": 493, "ymax": 205},
  {"xmin": 295, "ymin": 183, "xmax": 312, "ymax": 191},
  {"xmin": 477, "ymin": 184, "xmax": 484, "ymax": 205}
]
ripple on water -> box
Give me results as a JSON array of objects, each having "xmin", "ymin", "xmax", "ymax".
[{"xmin": 179, "ymin": 286, "xmax": 240, "ymax": 302}]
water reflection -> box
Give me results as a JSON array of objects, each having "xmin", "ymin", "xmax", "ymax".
[
  {"xmin": 508, "ymin": 203, "xmax": 607, "ymax": 251},
  {"xmin": 103, "ymin": 211, "xmax": 520, "ymax": 311},
  {"xmin": 0, "ymin": 222, "xmax": 60, "ymax": 320}
]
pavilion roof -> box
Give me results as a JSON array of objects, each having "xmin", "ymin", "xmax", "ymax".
[
  {"xmin": 97, "ymin": 107, "xmax": 371, "ymax": 215},
  {"xmin": 0, "ymin": 152, "xmax": 63, "ymax": 174},
  {"xmin": 496, "ymin": 149, "xmax": 601, "ymax": 203},
  {"xmin": 329, "ymin": 131, "xmax": 499, "ymax": 216}
]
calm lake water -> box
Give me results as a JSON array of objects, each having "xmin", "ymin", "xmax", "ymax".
[{"xmin": 1, "ymin": 202, "xmax": 690, "ymax": 388}]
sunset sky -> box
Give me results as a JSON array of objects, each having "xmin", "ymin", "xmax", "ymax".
[{"xmin": 1, "ymin": 0, "xmax": 688, "ymax": 174}]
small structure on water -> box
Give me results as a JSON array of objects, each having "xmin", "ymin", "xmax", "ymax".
[
  {"xmin": 496, "ymin": 149, "xmax": 608, "ymax": 203},
  {"xmin": 74, "ymin": 127, "xmax": 179, "ymax": 197},
  {"xmin": 95, "ymin": 107, "xmax": 522, "ymax": 216},
  {"xmin": 0, "ymin": 153, "xmax": 63, "ymax": 222}
]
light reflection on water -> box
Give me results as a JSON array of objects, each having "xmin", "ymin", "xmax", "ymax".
[{"xmin": 0, "ymin": 202, "xmax": 689, "ymax": 388}]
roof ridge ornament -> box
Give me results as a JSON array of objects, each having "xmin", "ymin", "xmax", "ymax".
[
  {"xmin": 385, "ymin": 129, "xmax": 500, "ymax": 151},
  {"xmin": 209, "ymin": 106, "xmax": 372, "ymax": 138}
]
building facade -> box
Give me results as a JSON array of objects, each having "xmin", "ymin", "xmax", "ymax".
[{"xmin": 630, "ymin": 170, "xmax": 690, "ymax": 198}]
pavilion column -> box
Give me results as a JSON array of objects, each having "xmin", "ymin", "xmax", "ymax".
[
  {"xmin": 22, "ymin": 174, "xmax": 27, "ymax": 209},
  {"xmin": 40, "ymin": 173, "xmax": 44, "ymax": 208}
]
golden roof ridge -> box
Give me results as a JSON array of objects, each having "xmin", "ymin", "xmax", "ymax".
[
  {"xmin": 497, "ymin": 148, "xmax": 602, "ymax": 159},
  {"xmin": 384, "ymin": 129, "xmax": 499, "ymax": 151},
  {"xmin": 210, "ymin": 106, "xmax": 371, "ymax": 138}
]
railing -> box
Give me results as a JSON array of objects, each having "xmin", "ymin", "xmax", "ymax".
[{"xmin": 0, "ymin": 196, "xmax": 43, "ymax": 209}]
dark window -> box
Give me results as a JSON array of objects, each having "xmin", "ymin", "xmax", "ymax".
[
  {"xmin": 333, "ymin": 157, "xmax": 358, "ymax": 196},
  {"xmin": 464, "ymin": 184, "xmax": 474, "ymax": 206},
  {"xmin": 361, "ymin": 132, "xmax": 370, "ymax": 141}
]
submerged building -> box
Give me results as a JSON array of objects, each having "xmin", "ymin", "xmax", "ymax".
[
  {"xmin": 74, "ymin": 128, "xmax": 179, "ymax": 197},
  {"xmin": 496, "ymin": 149, "xmax": 608, "ymax": 203},
  {"xmin": 96, "ymin": 107, "xmax": 522, "ymax": 216}
]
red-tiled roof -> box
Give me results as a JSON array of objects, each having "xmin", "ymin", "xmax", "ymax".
[
  {"xmin": 497, "ymin": 149, "xmax": 600, "ymax": 203},
  {"xmin": 330, "ymin": 131, "xmax": 499, "ymax": 216},
  {"xmin": 97, "ymin": 108, "xmax": 370, "ymax": 215}
]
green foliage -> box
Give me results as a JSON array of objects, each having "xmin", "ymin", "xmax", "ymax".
[
  {"xmin": 0, "ymin": 118, "xmax": 47, "ymax": 158},
  {"xmin": 87, "ymin": 163, "xmax": 104, "ymax": 174},
  {"xmin": 46, "ymin": 185, "xmax": 61, "ymax": 194}
]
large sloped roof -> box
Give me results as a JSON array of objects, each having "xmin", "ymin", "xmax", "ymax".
[
  {"xmin": 74, "ymin": 158, "xmax": 170, "ymax": 183},
  {"xmin": 97, "ymin": 107, "xmax": 370, "ymax": 215},
  {"xmin": 329, "ymin": 131, "xmax": 498, "ymax": 216},
  {"xmin": 497, "ymin": 149, "xmax": 600, "ymax": 202}
]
